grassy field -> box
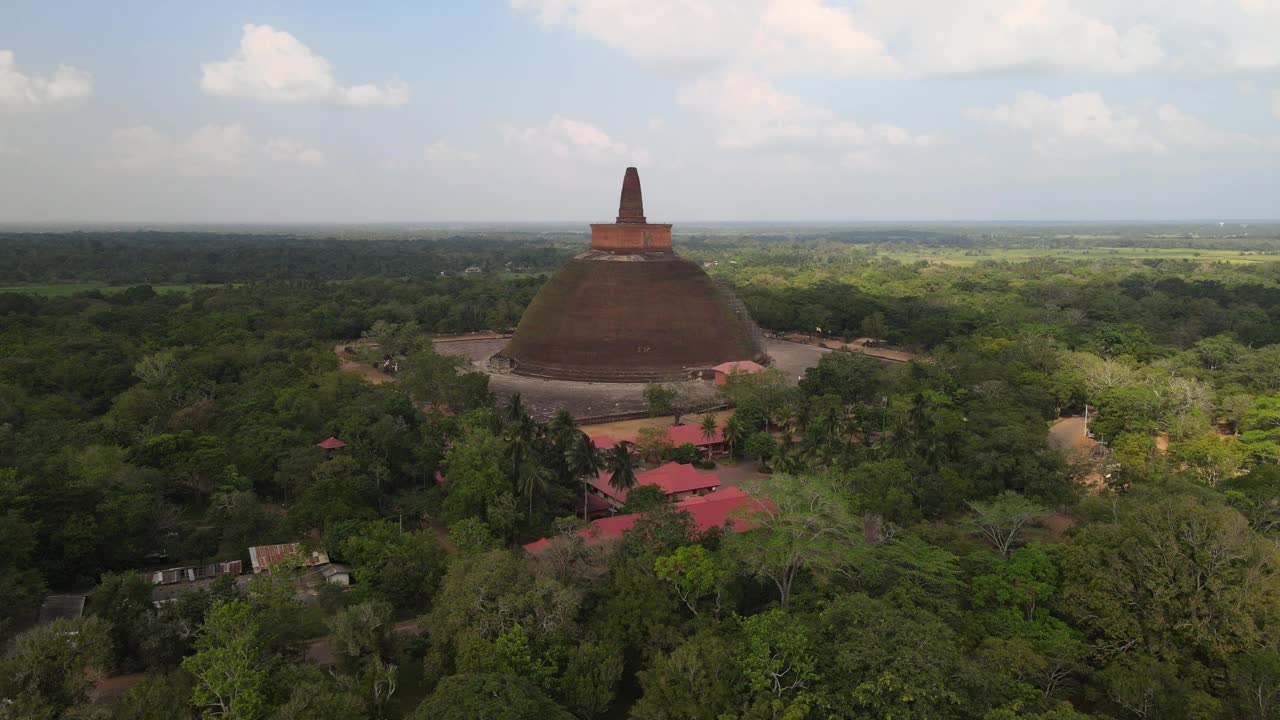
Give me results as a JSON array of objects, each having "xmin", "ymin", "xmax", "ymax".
[
  {"xmin": 0, "ymin": 282, "xmax": 221, "ymax": 296},
  {"xmin": 874, "ymin": 246, "xmax": 1280, "ymax": 266}
]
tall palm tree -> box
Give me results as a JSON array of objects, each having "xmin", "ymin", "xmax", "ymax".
[
  {"xmin": 548, "ymin": 408, "xmax": 578, "ymax": 445},
  {"xmin": 517, "ymin": 462, "xmax": 551, "ymax": 518},
  {"xmin": 565, "ymin": 430, "xmax": 605, "ymax": 517},
  {"xmin": 722, "ymin": 414, "xmax": 745, "ymax": 459},
  {"xmin": 503, "ymin": 392, "xmax": 529, "ymax": 427},
  {"xmin": 606, "ymin": 441, "xmax": 639, "ymax": 496},
  {"xmin": 699, "ymin": 413, "xmax": 720, "ymax": 462}
]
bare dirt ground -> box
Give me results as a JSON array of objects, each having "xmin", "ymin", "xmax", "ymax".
[
  {"xmin": 305, "ymin": 619, "xmax": 422, "ymax": 667},
  {"xmin": 431, "ymin": 337, "xmax": 827, "ymax": 422},
  {"xmin": 1048, "ymin": 416, "xmax": 1093, "ymax": 453},
  {"xmin": 328, "ymin": 335, "xmax": 830, "ymax": 422},
  {"xmin": 429, "ymin": 331, "xmax": 511, "ymax": 343},
  {"xmin": 580, "ymin": 409, "xmax": 736, "ymax": 441},
  {"xmin": 712, "ymin": 460, "xmax": 769, "ymax": 487},
  {"xmin": 333, "ymin": 341, "xmax": 395, "ymax": 384},
  {"xmin": 1049, "ymin": 416, "xmax": 1106, "ymax": 492},
  {"xmin": 91, "ymin": 673, "xmax": 144, "ymax": 705},
  {"xmin": 763, "ymin": 337, "xmax": 832, "ymax": 381},
  {"xmin": 779, "ymin": 333, "xmax": 916, "ymax": 363}
]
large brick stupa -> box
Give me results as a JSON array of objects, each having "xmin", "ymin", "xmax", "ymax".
[{"xmin": 494, "ymin": 168, "xmax": 765, "ymax": 382}]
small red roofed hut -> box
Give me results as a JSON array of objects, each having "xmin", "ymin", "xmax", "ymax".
[
  {"xmin": 318, "ymin": 436, "xmax": 347, "ymax": 450},
  {"xmin": 712, "ymin": 360, "xmax": 765, "ymax": 385}
]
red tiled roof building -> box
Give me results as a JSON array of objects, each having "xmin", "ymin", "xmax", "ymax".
[{"xmin": 524, "ymin": 487, "xmax": 763, "ymax": 554}]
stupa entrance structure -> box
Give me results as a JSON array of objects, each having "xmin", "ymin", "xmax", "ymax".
[{"xmin": 493, "ymin": 168, "xmax": 766, "ymax": 383}]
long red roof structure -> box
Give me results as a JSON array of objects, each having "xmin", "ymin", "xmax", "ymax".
[
  {"xmin": 588, "ymin": 461, "xmax": 720, "ymax": 504},
  {"xmin": 523, "ymin": 487, "xmax": 763, "ymax": 554}
]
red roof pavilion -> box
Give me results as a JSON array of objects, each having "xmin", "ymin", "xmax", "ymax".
[
  {"xmin": 524, "ymin": 487, "xmax": 763, "ymax": 553},
  {"xmin": 588, "ymin": 461, "xmax": 720, "ymax": 505},
  {"xmin": 318, "ymin": 436, "xmax": 347, "ymax": 450}
]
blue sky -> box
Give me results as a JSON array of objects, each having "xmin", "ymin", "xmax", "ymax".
[{"xmin": 1, "ymin": 1, "xmax": 1278, "ymax": 222}]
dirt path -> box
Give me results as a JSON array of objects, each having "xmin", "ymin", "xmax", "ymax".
[
  {"xmin": 429, "ymin": 332, "xmax": 511, "ymax": 343},
  {"xmin": 305, "ymin": 618, "xmax": 423, "ymax": 667},
  {"xmin": 424, "ymin": 516, "xmax": 457, "ymax": 555},
  {"xmin": 581, "ymin": 409, "xmax": 736, "ymax": 441},
  {"xmin": 334, "ymin": 341, "xmax": 396, "ymax": 385},
  {"xmin": 1049, "ymin": 416, "xmax": 1107, "ymax": 492},
  {"xmin": 91, "ymin": 673, "xmax": 145, "ymax": 704},
  {"xmin": 1048, "ymin": 416, "xmax": 1093, "ymax": 452},
  {"xmin": 779, "ymin": 333, "xmax": 916, "ymax": 363}
]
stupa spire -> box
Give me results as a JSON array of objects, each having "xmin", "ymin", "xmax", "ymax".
[{"xmin": 616, "ymin": 167, "xmax": 646, "ymax": 223}]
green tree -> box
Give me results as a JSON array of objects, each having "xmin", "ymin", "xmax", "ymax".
[
  {"xmin": 441, "ymin": 427, "xmax": 508, "ymax": 523},
  {"xmin": 605, "ymin": 442, "xmax": 639, "ymax": 496},
  {"xmin": 0, "ymin": 616, "xmax": 111, "ymax": 718},
  {"xmin": 861, "ymin": 311, "xmax": 889, "ymax": 343},
  {"xmin": 699, "ymin": 413, "xmax": 720, "ymax": 461},
  {"xmin": 726, "ymin": 474, "xmax": 860, "ymax": 607},
  {"xmin": 456, "ymin": 623, "xmax": 558, "ymax": 691},
  {"xmin": 745, "ymin": 431, "xmax": 776, "ymax": 472},
  {"xmin": 559, "ymin": 639, "xmax": 624, "ymax": 720},
  {"xmin": 89, "ymin": 571, "xmax": 155, "ymax": 672},
  {"xmin": 181, "ymin": 599, "xmax": 270, "ymax": 720},
  {"xmin": 624, "ymin": 484, "xmax": 670, "ymax": 513},
  {"xmin": 1228, "ymin": 651, "xmax": 1280, "ymax": 720},
  {"xmin": 1170, "ymin": 433, "xmax": 1248, "ymax": 487},
  {"xmin": 799, "ymin": 349, "xmax": 883, "ymax": 405},
  {"xmin": 655, "ymin": 544, "xmax": 730, "ymax": 616},
  {"xmin": 644, "ymin": 384, "xmax": 676, "ymax": 420},
  {"xmin": 337, "ymin": 521, "xmax": 446, "ymax": 611},
  {"xmin": 413, "ymin": 674, "xmax": 574, "ymax": 720},
  {"xmin": 966, "ymin": 491, "xmax": 1045, "ymax": 557},
  {"xmin": 448, "ymin": 517, "xmax": 500, "ymax": 555},
  {"xmin": 1060, "ymin": 495, "xmax": 1280, "ymax": 663},
  {"xmin": 327, "ymin": 600, "xmax": 393, "ymax": 670},
  {"xmin": 109, "ymin": 671, "xmax": 197, "ymax": 720},
  {"xmin": 632, "ymin": 630, "xmax": 741, "ymax": 720},
  {"xmin": 738, "ymin": 608, "xmax": 818, "ymax": 698},
  {"xmin": 722, "ymin": 414, "xmax": 745, "ymax": 458},
  {"xmin": 275, "ymin": 671, "xmax": 368, "ymax": 720},
  {"xmin": 564, "ymin": 430, "xmax": 605, "ymax": 517}
]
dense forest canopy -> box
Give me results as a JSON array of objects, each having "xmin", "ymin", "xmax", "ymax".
[{"xmin": 3, "ymin": 228, "xmax": 1280, "ymax": 720}]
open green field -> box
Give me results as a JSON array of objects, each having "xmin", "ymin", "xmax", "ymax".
[
  {"xmin": 0, "ymin": 282, "xmax": 222, "ymax": 296},
  {"xmin": 874, "ymin": 246, "xmax": 1280, "ymax": 266}
]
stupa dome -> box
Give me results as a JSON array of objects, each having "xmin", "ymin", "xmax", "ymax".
[{"xmin": 494, "ymin": 168, "xmax": 765, "ymax": 382}]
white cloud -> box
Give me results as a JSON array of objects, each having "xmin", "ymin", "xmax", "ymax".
[
  {"xmin": 969, "ymin": 91, "xmax": 1262, "ymax": 157},
  {"xmin": 263, "ymin": 137, "xmax": 326, "ymax": 167},
  {"xmin": 511, "ymin": 0, "xmax": 896, "ymax": 78},
  {"xmin": 860, "ymin": 0, "xmax": 1163, "ymax": 75},
  {"xmin": 514, "ymin": 0, "xmax": 1280, "ymax": 77},
  {"xmin": 201, "ymin": 24, "xmax": 408, "ymax": 107},
  {"xmin": 512, "ymin": 0, "xmax": 1162, "ymax": 77},
  {"xmin": 0, "ymin": 49, "xmax": 92, "ymax": 109},
  {"xmin": 0, "ymin": 136, "xmax": 19, "ymax": 156},
  {"xmin": 424, "ymin": 141, "xmax": 479, "ymax": 166},
  {"xmin": 752, "ymin": 0, "xmax": 899, "ymax": 76},
  {"xmin": 502, "ymin": 115, "xmax": 650, "ymax": 165},
  {"xmin": 104, "ymin": 123, "xmax": 325, "ymax": 175},
  {"xmin": 679, "ymin": 68, "xmax": 934, "ymax": 165}
]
